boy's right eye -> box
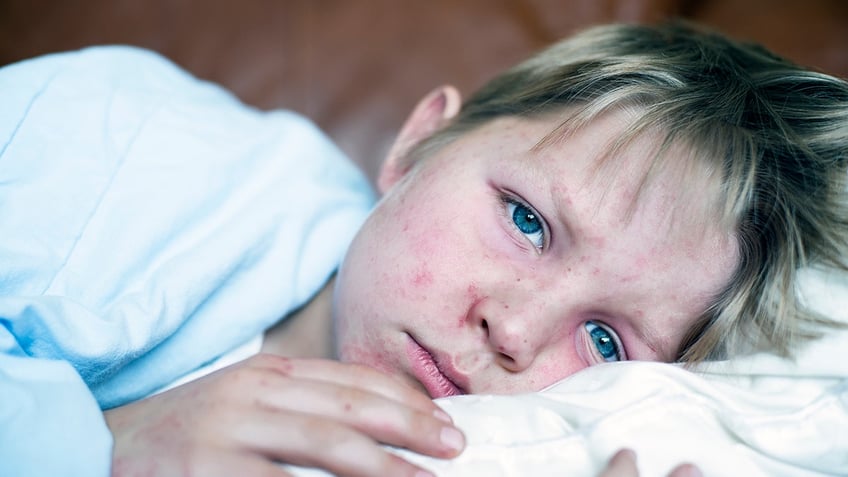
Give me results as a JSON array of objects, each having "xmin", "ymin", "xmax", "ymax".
[{"xmin": 502, "ymin": 195, "xmax": 547, "ymax": 251}]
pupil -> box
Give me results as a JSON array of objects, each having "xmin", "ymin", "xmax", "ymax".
[{"xmin": 512, "ymin": 204, "xmax": 540, "ymax": 234}]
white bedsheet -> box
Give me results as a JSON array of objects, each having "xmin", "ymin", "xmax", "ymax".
[{"xmin": 291, "ymin": 266, "xmax": 848, "ymax": 477}]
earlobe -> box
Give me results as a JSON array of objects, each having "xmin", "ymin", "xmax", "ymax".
[{"xmin": 377, "ymin": 85, "xmax": 462, "ymax": 194}]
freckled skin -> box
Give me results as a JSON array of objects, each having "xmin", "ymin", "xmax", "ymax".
[
  {"xmin": 412, "ymin": 267, "xmax": 433, "ymax": 287},
  {"xmin": 333, "ymin": 111, "xmax": 738, "ymax": 396},
  {"xmin": 337, "ymin": 344, "xmax": 394, "ymax": 376},
  {"xmin": 270, "ymin": 357, "xmax": 293, "ymax": 376}
]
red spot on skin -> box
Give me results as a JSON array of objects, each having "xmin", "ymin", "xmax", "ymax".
[
  {"xmin": 412, "ymin": 267, "xmax": 433, "ymax": 286},
  {"xmin": 344, "ymin": 403, "xmax": 352, "ymax": 412},
  {"xmin": 460, "ymin": 283, "xmax": 483, "ymax": 328},
  {"xmin": 264, "ymin": 355, "xmax": 293, "ymax": 375}
]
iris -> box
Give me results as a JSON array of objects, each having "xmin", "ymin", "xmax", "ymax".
[
  {"xmin": 586, "ymin": 321, "xmax": 620, "ymax": 361},
  {"xmin": 512, "ymin": 203, "xmax": 541, "ymax": 235}
]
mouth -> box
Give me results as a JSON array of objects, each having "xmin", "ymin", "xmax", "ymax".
[{"xmin": 405, "ymin": 334, "xmax": 467, "ymax": 398}]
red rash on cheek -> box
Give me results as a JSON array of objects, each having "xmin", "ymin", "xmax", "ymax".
[
  {"xmin": 456, "ymin": 313, "xmax": 467, "ymax": 331},
  {"xmin": 467, "ymin": 284, "xmax": 481, "ymax": 301},
  {"xmin": 456, "ymin": 283, "xmax": 482, "ymax": 329},
  {"xmin": 411, "ymin": 267, "xmax": 433, "ymax": 287}
]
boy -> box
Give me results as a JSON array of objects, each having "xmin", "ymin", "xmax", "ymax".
[{"xmin": 2, "ymin": 21, "xmax": 847, "ymax": 477}]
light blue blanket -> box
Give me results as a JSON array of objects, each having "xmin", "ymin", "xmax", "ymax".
[{"xmin": 0, "ymin": 46, "xmax": 374, "ymax": 476}]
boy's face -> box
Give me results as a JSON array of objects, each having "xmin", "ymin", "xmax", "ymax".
[{"xmin": 333, "ymin": 105, "xmax": 738, "ymax": 398}]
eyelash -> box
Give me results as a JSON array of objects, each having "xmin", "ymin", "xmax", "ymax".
[
  {"xmin": 584, "ymin": 321, "xmax": 624, "ymax": 362},
  {"xmin": 500, "ymin": 193, "xmax": 548, "ymax": 251}
]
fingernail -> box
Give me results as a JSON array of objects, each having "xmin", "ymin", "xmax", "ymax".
[
  {"xmin": 620, "ymin": 448, "xmax": 636, "ymax": 461},
  {"xmin": 685, "ymin": 465, "xmax": 703, "ymax": 477},
  {"xmin": 433, "ymin": 408, "xmax": 453, "ymax": 423},
  {"xmin": 440, "ymin": 426, "xmax": 465, "ymax": 452}
]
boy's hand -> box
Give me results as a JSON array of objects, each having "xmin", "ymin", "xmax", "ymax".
[
  {"xmin": 599, "ymin": 449, "xmax": 702, "ymax": 477},
  {"xmin": 104, "ymin": 353, "xmax": 463, "ymax": 477}
]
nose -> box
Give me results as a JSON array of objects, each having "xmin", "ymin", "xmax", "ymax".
[{"xmin": 473, "ymin": 297, "xmax": 546, "ymax": 372}]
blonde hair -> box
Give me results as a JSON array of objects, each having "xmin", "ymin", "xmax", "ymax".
[{"xmin": 411, "ymin": 21, "xmax": 848, "ymax": 362}]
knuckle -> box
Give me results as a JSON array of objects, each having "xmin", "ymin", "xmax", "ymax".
[
  {"xmin": 251, "ymin": 353, "xmax": 295, "ymax": 373},
  {"xmin": 336, "ymin": 385, "xmax": 371, "ymax": 404},
  {"xmin": 209, "ymin": 367, "xmax": 290, "ymax": 404},
  {"xmin": 299, "ymin": 414, "xmax": 350, "ymax": 442}
]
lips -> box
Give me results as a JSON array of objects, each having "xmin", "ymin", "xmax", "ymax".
[{"xmin": 405, "ymin": 334, "xmax": 467, "ymax": 398}]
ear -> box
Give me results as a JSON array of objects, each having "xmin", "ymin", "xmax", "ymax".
[{"xmin": 377, "ymin": 85, "xmax": 462, "ymax": 193}]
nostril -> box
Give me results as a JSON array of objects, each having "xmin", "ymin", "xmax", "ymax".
[
  {"xmin": 499, "ymin": 352, "xmax": 515, "ymax": 364},
  {"xmin": 481, "ymin": 319, "xmax": 489, "ymax": 335}
]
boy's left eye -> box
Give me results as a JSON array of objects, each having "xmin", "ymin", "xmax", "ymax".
[
  {"xmin": 585, "ymin": 321, "xmax": 623, "ymax": 362},
  {"xmin": 503, "ymin": 196, "xmax": 546, "ymax": 250}
]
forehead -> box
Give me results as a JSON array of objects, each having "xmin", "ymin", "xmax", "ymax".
[{"xmin": 472, "ymin": 109, "xmax": 728, "ymax": 236}]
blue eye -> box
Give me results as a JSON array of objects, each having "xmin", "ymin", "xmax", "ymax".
[
  {"xmin": 505, "ymin": 198, "xmax": 545, "ymax": 250},
  {"xmin": 585, "ymin": 321, "xmax": 622, "ymax": 362}
]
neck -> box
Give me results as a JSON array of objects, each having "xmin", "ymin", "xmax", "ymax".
[{"xmin": 261, "ymin": 275, "xmax": 336, "ymax": 359}]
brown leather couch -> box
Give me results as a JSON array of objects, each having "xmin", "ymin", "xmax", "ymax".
[{"xmin": 1, "ymin": 0, "xmax": 845, "ymax": 182}]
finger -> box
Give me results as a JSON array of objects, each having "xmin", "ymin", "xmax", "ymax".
[
  {"xmin": 668, "ymin": 463, "xmax": 703, "ymax": 477},
  {"xmin": 231, "ymin": 455, "xmax": 295, "ymax": 477},
  {"xmin": 248, "ymin": 377, "xmax": 464, "ymax": 459},
  {"xmin": 598, "ymin": 449, "xmax": 639, "ymax": 477},
  {"xmin": 254, "ymin": 355, "xmax": 439, "ymax": 415},
  {"xmin": 182, "ymin": 446, "xmax": 296, "ymax": 477},
  {"xmin": 237, "ymin": 409, "xmax": 435, "ymax": 477}
]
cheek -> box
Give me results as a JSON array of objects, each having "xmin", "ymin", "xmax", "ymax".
[
  {"xmin": 520, "ymin": 329, "xmax": 587, "ymax": 392},
  {"xmin": 410, "ymin": 266, "xmax": 433, "ymax": 287},
  {"xmin": 338, "ymin": 342, "xmax": 393, "ymax": 373},
  {"xmin": 393, "ymin": 210, "xmax": 468, "ymax": 295}
]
